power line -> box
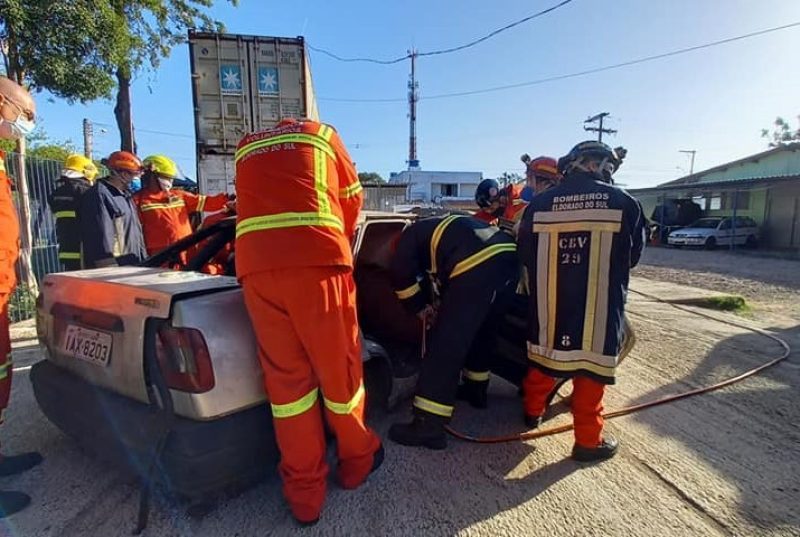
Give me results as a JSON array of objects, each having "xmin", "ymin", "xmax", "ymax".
[
  {"xmin": 308, "ymin": 0, "xmax": 575, "ymax": 65},
  {"xmin": 92, "ymin": 121, "xmax": 194, "ymax": 139},
  {"xmin": 319, "ymin": 21, "xmax": 800, "ymax": 103},
  {"xmin": 417, "ymin": 0, "xmax": 574, "ymax": 58}
]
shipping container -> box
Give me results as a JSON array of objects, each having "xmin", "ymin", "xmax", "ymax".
[{"xmin": 188, "ymin": 31, "xmax": 319, "ymax": 194}]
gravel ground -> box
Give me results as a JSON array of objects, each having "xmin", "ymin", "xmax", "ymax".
[
  {"xmin": 3, "ymin": 271, "xmax": 800, "ymax": 536},
  {"xmin": 635, "ymin": 247, "xmax": 800, "ymax": 319}
]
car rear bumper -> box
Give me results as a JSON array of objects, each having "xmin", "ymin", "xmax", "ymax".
[{"xmin": 31, "ymin": 360, "xmax": 278, "ymax": 501}]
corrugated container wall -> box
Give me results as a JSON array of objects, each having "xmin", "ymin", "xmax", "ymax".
[{"xmin": 188, "ymin": 31, "xmax": 319, "ymax": 195}]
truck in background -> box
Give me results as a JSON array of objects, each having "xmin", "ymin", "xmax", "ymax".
[{"xmin": 188, "ymin": 31, "xmax": 319, "ymax": 196}]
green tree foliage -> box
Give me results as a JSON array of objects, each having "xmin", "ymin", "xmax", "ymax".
[
  {"xmin": 0, "ymin": 0, "xmax": 125, "ymax": 100},
  {"xmin": 358, "ymin": 172, "xmax": 386, "ymax": 185},
  {"xmin": 110, "ymin": 0, "xmax": 238, "ymax": 151},
  {"xmin": 761, "ymin": 116, "xmax": 800, "ymax": 147}
]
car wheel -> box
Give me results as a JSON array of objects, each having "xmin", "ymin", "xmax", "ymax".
[
  {"xmin": 745, "ymin": 235, "xmax": 758, "ymax": 249},
  {"xmin": 705, "ymin": 237, "xmax": 717, "ymax": 250}
]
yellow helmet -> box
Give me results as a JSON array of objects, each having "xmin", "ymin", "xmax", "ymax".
[
  {"xmin": 63, "ymin": 153, "xmax": 99, "ymax": 182},
  {"xmin": 143, "ymin": 154, "xmax": 180, "ymax": 180}
]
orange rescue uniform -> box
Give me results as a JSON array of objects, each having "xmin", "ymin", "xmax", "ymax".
[
  {"xmin": 133, "ymin": 189, "xmax": 228, "ymax": 257},
  {"xmin": 0, "ymin": 151, "xmax": 20, "ymax": 427},
  {"xmin": 235, "ymin": 119, "xmax": 380, "ymax": 523}
]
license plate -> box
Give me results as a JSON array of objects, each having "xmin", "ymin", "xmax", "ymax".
[{"xmin": 61, "ymin": 325, "xmax": 113, "ymax": 366}]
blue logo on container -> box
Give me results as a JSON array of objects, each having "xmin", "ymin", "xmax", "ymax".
[
  {"xmin": 258, "ymin": 67, "xmax": 279, "ymax": 95},
  {"xmin": 220, "ymin": 64, "xmax": 242, "ymax": 94}
]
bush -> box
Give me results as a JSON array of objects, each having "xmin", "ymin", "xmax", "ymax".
[{"xmin": 8, "ymin": 286, "xmax": 37, "ymax": 323}]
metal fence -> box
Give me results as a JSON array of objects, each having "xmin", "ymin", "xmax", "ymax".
[
  {"xmin": 362, "ymin": 184, "xmax": 408, "ymax": 211},
  {"xmin": 4, "ymin": 152, "xmax": 62, "ymax": 322}
]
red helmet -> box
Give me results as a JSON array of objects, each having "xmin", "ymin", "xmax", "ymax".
[
  {"xmin": 105, "ymin": 151, "xmax": 143, "ymax": 173},
  {"xmin": 528, "ymin": 156, "xmax": 560, "ymax": 181}
]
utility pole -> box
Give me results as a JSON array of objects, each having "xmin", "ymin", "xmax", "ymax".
[
  {"xmin": 83, "ymin": 118, "xmax": 93, "ymax": 159},
  {"xmin": 679, "ymin": 149, "xmax": 696, "ymax": 175},
  {"xmin": 583, "ymin": 112, "xmax": 617, "ymax": 142},
  {"xmin": 407, "ymin": 49, "xmax": 420, "ymax": 170}
]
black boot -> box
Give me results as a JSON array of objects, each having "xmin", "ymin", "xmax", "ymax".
[
  {"xmin": 389, "ymin": 412, "xmax": 447, "ymax": 450},
  {"xmin": 571, "ymin": 436, "xmax": 619, "ymax": 462},
  {"xmin": 0, "ymin": 452, "xmax": 43, "ymax": 477},
  {"xmin": 456, "ymin": 379, "xmax": 489, "ymax": 409},
  {"xmin": 0, "ymin": 491, "xmax": 31, "ymax": 518}
]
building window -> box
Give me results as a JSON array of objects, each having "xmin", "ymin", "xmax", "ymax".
[
  {"xmin": 723, "ymin": 191, "xmax": 750, "ymax": 210},
  {"xmin": 440, "ymin": 184, "xmax": 458, "ymax": 197},
  {"xmin": 691, "ymin": 196, "xmax": 707, "ymax": 210},
  {"xmin": 709, "ymin": 195, "xmax": 722, "ymax": 210}
]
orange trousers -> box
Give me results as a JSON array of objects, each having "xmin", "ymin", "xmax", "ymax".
[
  {"xmin": 1, "ymin": 298, "xmax": 12, "ymax": 431},
  {"xmin": 241, "ymin": 267, "xmax": 380, "ymax": 522},
  {"xmin": 523, "ymin": 368, "xmax": 606, "ymax": 448}
]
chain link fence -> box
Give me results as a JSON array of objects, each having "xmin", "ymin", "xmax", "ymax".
[{"xmin": 4, "ymin": 152, "xmax": 62, "ymax": 322}]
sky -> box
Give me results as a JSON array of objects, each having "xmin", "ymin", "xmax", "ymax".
[{"xmin": 31, "ymin": 0, "xmax": 800, "ymax": 189}]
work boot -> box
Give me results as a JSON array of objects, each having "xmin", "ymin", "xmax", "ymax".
[
  {"xmin": 389, "ymin": 412, "xmax": 447, "ymax": 450},
  {"xmin": 0, "ymin": 491, "xmax": 31, "ymax": 518},
  {"xmin": 571, "ymin": 436, "xmax": 619, "ymax": 462},
  {"xmin": 0, "ymin": 452, "xmax": 43, "ymax": 477},
  {"xmin": 456, "ymin": 379, "xmax": 489, "ymax": 409},
  {"xmin": 524, "ymin": 414, "xmax": 543, "ymax": 429}
]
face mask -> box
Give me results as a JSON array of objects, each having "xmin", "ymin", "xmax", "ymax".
[
  {"xmin": 129, "ymin": 177, "xmax": 142, "ymax": 193},
  {"xmin": 158, "ymin": 178, "xmax": 172, "ymax": 191},
  {"xmin": 0, "ymin": 115, "xmax": 35, "ymax": 139}
]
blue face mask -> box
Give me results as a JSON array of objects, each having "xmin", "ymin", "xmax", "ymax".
[{"xmin": 129, "ymin": 178, "xmax": 142, "ymax": 193}]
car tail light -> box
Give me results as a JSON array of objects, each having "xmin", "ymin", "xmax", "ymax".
[{"xmin": 155, "ymin": 326, "xmax": 216, "ymax": 393}]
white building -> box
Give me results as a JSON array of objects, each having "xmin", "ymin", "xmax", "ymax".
[{"xmin": 389, "ymin": 170, "xmax": 483, "ymax": 204}]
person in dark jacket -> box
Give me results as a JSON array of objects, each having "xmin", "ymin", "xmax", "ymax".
[
  {"xmin": 388, "ymin": 215, "xmax": 519, "ymax": 449},
  {"xmin": 79, "ymin": 151, "xmax": 147, "ymax": 268},
  {"xmin": 48, "ymin": 154, "xmax": 98, "ymax": 270},
  {"xmin": 517, "ymin": 141, "xmax": 644, "ymax": 462}
]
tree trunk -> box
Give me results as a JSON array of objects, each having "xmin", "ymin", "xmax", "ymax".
[
  {"xmin": 13, "ymin": 137, "xmax": 40, "ymax": 298},
  {"xmin": 113, "ymin": 68, "xmax": 136, "ymax": 153}
]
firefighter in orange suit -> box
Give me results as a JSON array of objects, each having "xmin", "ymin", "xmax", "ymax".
[
  {"xmin": 133, "ymin": 155, "xmax": 232, "ymax": 261},
  {"xmin": 0, "ymin": 76, "xmax": 43, "ymax": 518},
  {"xmin": 235, "ymin": 118, "xmax": 383, "ymax": 525}
]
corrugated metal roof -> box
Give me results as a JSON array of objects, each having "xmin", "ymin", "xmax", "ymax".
[{"xmin": 629, "ymin": 173, "xmax": 800, "ymax": 194}]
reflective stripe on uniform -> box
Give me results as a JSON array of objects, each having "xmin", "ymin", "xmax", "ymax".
[
  {"xmin": 139, "ymin": 200, "xmax": 186, "ymax": 212},
  {"xmin": 0, "ymin": 159, "xmax": 5, "ymax": 173},
  {"xmin": 413, "ymin": 396, "xmax": 454, "ymax": 418},
  {"xmin": 196, "ymin": 195, "xmax": 207, "ymax": 213},
  {"xmin": 59, "ymin": 252, "xmax": 81, "ymax": 260},
  {"xmin": 462, "ymin": 369, "xmax": 490, "ymax": 382},
  {"xmin": 450, "ymin": 243, "xmax": 517, "ymax": 279},
  {"xmin": 395, "ymin": 282, "xmax": 421, "ymax": 300},
  {"xmin": 235, "ymin": 133, "xmax": 337, "ymax": 163},
  {"xmin": 323, "ymin": 382, "xmax": 365, "ymax": 415},
  {"xmin": 54, "ymin": 210, "xmax": 77, "ymax": 219},
  {"xmin": 429, "ymin": 215, "xmax": 463, "ymax": 275},
  {"xmin": 271, "ymin": 387, "xmax": 319, "ymax": 418},
  {"xmin": 339, "ymin": 181, "xmax": 363, "ymax": 199},
  {"xmin": 236, "ymin": 212, "xmax": 343, "ymax": 239},
  {"xmin": 236, "ymin": 124, "xmax": 342, "ymax": 240}
]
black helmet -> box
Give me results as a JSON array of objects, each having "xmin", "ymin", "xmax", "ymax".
[
  {"xmin": 475, "ymin": 178, "xmax": 501, "ymax": 208},
  {"xmin": 558, "ymin": 140, "xmax": 622, "ymax": 182}
]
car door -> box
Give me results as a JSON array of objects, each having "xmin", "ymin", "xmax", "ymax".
[{"xmin": 716, "ymin": 218, "xmax": 733, "ymax": 245}]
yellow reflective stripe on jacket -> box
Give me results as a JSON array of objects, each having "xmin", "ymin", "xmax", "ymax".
[
  {"xmin": 0, "ymin": 159, "xmax": 5, "ymax": 173},
  {"xmin": 450, "ymin": 243, "xmax": 517, "ymax": 279},
  {"xmin": 395, "ymin": 282, "xmax": 421, "ymax": 300},
  {"xmin": 463, "ymin": 369, "xmax": 490, "ymax": 382},
  {"xmin": 59, "ymin": 252, "xmax": 82, "ymax": 260},
  {"xmin": 318, "ymin": 124, "xmax": 335, "ymax": 141},
  {"xmin": 236, "ymin": 212, "xmax": 343, "ymax": 239},
  {"xmin": 429, "ymin": 215, "xmax": 463, "ymax": 275},
  {"xmin": 313, "ymin": 147, "xmax": 332, "ymax": 217},
  {"xmin": 0, "ymin": 359, "xmax": 11, "ymax": 381},
  {"xmin": 413, "ymin": 396, "xmax": 453, "ymax": 418},
  {"xmin": 54, "ymin": 210, "xmax": 77, "ymax": 219},
  {"xmin": 196, "ymin": 195, "xmax": 207, "ymax": 213},
  {"xmin": 271, "ymin": 388, "xmax": 319, "ymax": 419},
  {"xmin": 235, "ymin": 133, "xmax": 337, "ymax": 163},
  {"xmin": 323, "ymin": 383, "xmax": 365, "ymax": 415},
  {"xmin": 139, "ymin": 200, "xmax": 186, "ymax": 212},
  {"xmin": 339, "ymin": 181, "xmax": 363, "ymax": 199}
]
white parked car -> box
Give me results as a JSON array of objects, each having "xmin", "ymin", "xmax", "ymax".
[{"xmin": 667, "ymin": 216, "xmax": 759, "ymax": 249}]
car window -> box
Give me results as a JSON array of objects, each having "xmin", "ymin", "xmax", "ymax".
[
  {"xmin": 690, "ymin": 218, "xmax": 722, "ymax": 229},
  {"xmin": 718, "ymin": 219, "xmax": 731, "ymax": 230}
]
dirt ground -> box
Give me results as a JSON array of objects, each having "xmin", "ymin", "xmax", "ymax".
[{"xmin": 3, "ymin": 249, "xmax": 800, "ymax": 536}]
